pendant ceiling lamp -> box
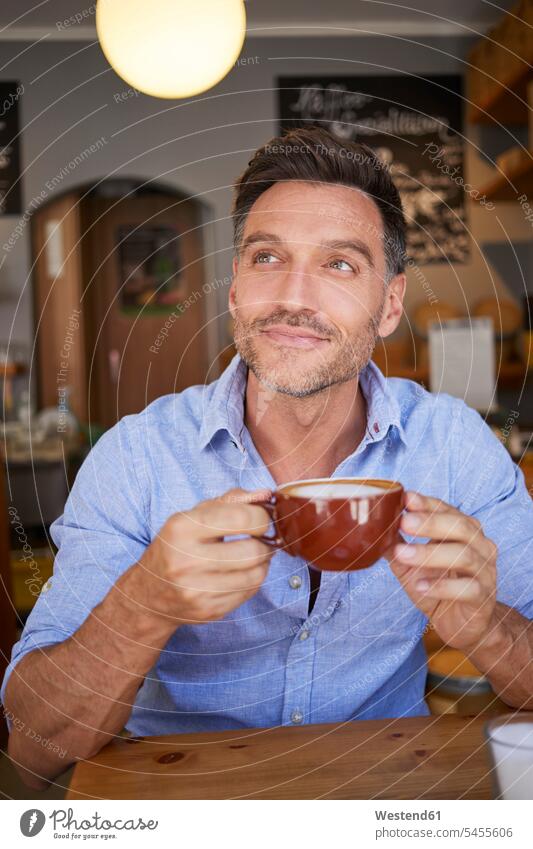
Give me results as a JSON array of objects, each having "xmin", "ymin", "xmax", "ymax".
[{"xmin": 96, "ymin": 0, "xmax": 247, "ymax": 99}]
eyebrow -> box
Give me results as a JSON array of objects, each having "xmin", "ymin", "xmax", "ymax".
[{"xmin": 240, "ymin": 231, "xmax": 375, "ymax": 269}]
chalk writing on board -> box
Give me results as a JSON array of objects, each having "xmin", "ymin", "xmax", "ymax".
[
  {"xmin": 0, "ymin": 81, "xmax": 22, "ymax": 215},
  {"xmin": 278, "ymin": 76, "xmax": 468, "ymax": 265}
]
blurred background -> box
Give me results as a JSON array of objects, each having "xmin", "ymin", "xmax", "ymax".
[{"xmin": 0, "ymin": 0, "xmax": 532, "ymax": 795}]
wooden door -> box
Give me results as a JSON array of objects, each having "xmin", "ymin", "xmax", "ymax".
[
  {"xmin": 81, "ymin": 194, "xmax": 209, "ymax": 429},
  {"xmin": 32, "ymin": 192, "xmax": 87, "ymax": 422}
]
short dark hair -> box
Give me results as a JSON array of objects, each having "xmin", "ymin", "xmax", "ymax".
[{"xmin": 232, "ymin": 125, "xmax": 407, "ymax": 279}]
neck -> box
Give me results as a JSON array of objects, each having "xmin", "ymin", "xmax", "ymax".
[{"xmin": 244, "ymin": 368, "xmax": 368, "ymax": 486}]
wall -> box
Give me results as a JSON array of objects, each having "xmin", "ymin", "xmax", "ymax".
[{"xmin": 0, "ymin": 33, "xmax": 530, "ymax": 385}]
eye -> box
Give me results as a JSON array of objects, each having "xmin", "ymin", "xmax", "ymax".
[
  {"xmin": 328, "ymin": 258, "xmax": 355, "ymax": 272},
  {"xmin": 252, "ymin": 250, "xmax": 280, "ymax": 264}
]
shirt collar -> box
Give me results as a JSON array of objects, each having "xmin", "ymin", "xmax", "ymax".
[
  {"xmin": 198, "ymin": 353, "xmax": 248, "ymax": 452},
  {"xmin": 198, "ymin": 353, "xmax": 407, "ymax": 452},
  {"xmin": 359, "ymin": 359, "xmax": 407, "ymax": 446}
]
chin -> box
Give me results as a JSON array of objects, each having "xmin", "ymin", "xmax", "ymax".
[
  {"xmin": 253, "ymin": 362, "xmax": 332, "ymax": 398},
  {"xmin": 236, "ymin": 337, "xmax": 347, "ymax": 397}
]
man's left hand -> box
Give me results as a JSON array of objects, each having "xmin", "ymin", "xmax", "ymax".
[{"xmin": 388, "ymin": 491, "xmax": 498, "ymax": 653}]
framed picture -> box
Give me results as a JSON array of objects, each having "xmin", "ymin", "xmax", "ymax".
[{"xmin": 116, "ymin": 224, "xmax": 186, "ymax": 313}]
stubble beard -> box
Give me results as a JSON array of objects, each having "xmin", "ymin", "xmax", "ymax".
[{"xmin": 233, "ymin": 304, "xmax": 384, "ymax": 398}]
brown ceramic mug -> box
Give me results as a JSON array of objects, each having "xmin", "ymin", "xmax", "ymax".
[{"xmin": 258, "ymin": 477, "xmax": 405, "ymax": 572}]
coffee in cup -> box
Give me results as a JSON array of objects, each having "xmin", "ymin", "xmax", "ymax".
[{"xmin": 259, "ymin": 477, "xmax": 404, "ymax": 572}]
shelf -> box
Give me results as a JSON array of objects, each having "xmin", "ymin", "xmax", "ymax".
[
  {"xmin": 0, "ymin": 362, "xmax": 26, "ymax": 377},
  {"xmin": 374, "ymin": 354, "xmax": 528, "ymax": 388},
  {"xmin": 498, "ymin": 359, "xmax": 529, "ymax": 383},
  {"xmin": 468, "ymin": 63, "xmax": 533, "ymax": 126},
  {"xmin": 377, "ymin": 361, "xmax": 429, "ymax": 383},
  {"xmin": 479, "ymin": 155, "xmax": 533, "ymax": 201},
  {"xmin": 519, "ymin": 455, "xmax": 533, "ymax": 491}
]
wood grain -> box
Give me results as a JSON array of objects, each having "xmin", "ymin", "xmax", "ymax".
[{"xmin": 67, "ymin": 714, "xmax": 497, "ymax": 800}]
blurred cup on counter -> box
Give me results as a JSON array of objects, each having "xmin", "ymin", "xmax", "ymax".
[{"xmin": 484, "ymin": 714, "xmax": 533, "ymax": 799}]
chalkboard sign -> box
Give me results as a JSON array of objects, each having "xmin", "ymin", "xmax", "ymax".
[
  {"xmin": 0, "ymin": 81, "xmax": 22, "ymax": 215},
  {"xmin": 278, "ymin": 75, "xmax": 467, "ymax": 266}
]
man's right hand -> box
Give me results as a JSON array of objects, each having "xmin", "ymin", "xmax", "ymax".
[
  {"xmin": 3, "ymin": 487, "xmax": 276, "ymax": 789},
  {"xmin": 132, "ymin": 488, "xmax": 275, "ymax": 626}
]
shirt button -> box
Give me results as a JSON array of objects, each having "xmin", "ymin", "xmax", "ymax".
[
  {"xmin": 289, "ymin": 575, "xmax": 302, "ymax": 589},
  {"xmin": 291, "ymin": 709, "xmax": 303, "ymax": 724},
  {"xmin": 298, "ymin": 629, "xmax": 310, "ymax": 641}
]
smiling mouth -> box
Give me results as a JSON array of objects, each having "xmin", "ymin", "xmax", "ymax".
[{"xmin": 259, "ymin": 325, "xmax": 330, "ymax": 349}]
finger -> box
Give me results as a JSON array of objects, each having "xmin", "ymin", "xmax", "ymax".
[
  {"xmin": 388, "ymin": 553, "xmax": 461, "ymax": 586},
  {"xmin": 401, "ymin": 509, "xmax": 484, "ymax": 545},
  {"xmin": 202, "ymin": 537, "xmax": 276, "ymax": 570},
  {"xmin": 216, "ymin": 487, "xmax": 273, "ymax": 505},
  {"xmin": 186, "ymin": 588, "xmax": 267, "ymax": 624},
  {"xmin": 173, "ymin": 562, "xmax": 270, "ymax": 594},
  {"xmin": 161, "ymin": 537, "xmax": 274, "ymax": 570},
  {"xmin": 394, "ymin": 541, "xmax": 483, "ymax": 573},
  {"xmin": 187, "ymin": 501, "xmax": 271, "ymax": 538},
  {"xmin": 409, "ymin": 574, "xmax": 485, "ymax": 602},
  {"xmin": 404, "ymin": 490, "xmax": 455, "ymax": 514}
]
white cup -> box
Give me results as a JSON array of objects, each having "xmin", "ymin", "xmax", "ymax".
[{"xmin": 485, "ymin": 715, "xmax": 533, "ymax": 799}]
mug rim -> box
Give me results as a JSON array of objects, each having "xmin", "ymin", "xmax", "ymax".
[
  {"xmin": 484, "ymin": 713, "xmax": 533, "ymax": 751},
  {"xmin": 276, "ymin": 476, "xmax": 404, "ymax": 500}
]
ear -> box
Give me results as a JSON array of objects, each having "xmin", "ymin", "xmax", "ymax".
[
  {"xmin": 377, "ymin": 273, "xmax": 406, "ymax": 339},
  {"xmin": 228, "ymin": 255, "xmax": 239, "ymax": 319}
]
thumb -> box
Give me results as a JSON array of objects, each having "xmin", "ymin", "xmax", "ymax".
[{"xmin": 217, "ymin": 487, "xmax": 273, "ymax": 505}]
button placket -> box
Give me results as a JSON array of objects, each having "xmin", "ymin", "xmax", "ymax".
[
  {"xmin": 300, "ymin": 569, "xmax": 348, "ymax": 629},
  {"xmin": 281, "ymin": 623, "xmax": 316, "ymax": 727}
]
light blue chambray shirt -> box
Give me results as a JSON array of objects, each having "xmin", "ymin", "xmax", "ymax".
[{"xmin": 3, "ymin": 354, "xmax": 533, "ymax": 735}]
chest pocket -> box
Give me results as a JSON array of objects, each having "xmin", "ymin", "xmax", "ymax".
[{"xmin": 348, "ymin": 558, "xmax": 427, "ymax": 641}]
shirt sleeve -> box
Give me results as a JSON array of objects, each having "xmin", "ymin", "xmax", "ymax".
[
  {"xmin": 0, "ymin": 416, "xmax": 150, "ymax": 707},
  {"xmin": 451, "ymin": 401, "xmax": 533, "ymax": 619}
]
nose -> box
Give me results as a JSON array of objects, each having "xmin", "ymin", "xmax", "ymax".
[{"xmin": 274, "ymin": 264, "xmax": 322, "ymax": 313}]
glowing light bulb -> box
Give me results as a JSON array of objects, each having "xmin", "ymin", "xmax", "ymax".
[{"xmin": 96, "ymin": 0, "xmax": 246, "ymax": 99}]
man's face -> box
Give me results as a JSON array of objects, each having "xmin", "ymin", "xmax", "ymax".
[{"xmin": 229, "ymin": 180, "xmax": 404, "ymax": 397}]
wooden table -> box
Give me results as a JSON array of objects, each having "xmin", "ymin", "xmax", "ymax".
[{"xmin": 67, "ymin": 714, "xmax": 497, "ymax": 800}]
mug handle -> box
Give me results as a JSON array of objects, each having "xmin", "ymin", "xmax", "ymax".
[{"xmin": 256, "ymin": 497, "xmax": 283, "ymax": 547}]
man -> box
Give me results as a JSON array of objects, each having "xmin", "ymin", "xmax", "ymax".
[{"xmin": 3, "ymin": 126, "xmax": 533, "ymax": 789}]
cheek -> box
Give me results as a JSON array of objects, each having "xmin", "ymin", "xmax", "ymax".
[
  {"xmin": 233, "ymin": 275, "xmax": 282, "ymax": 315},
  {"xmin": 323, "ymin": 287, "xmax": 372, "ymax": 336}
]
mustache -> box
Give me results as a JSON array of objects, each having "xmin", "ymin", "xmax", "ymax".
[{"xmin": 250, "ymin": 310, "xmax": 338, "ymax": 340}]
